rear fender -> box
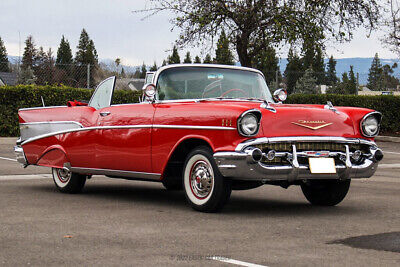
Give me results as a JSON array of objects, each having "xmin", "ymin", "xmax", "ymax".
[{"xmin": 36, "ymin": 145, "xmax": 69, "ymax": 169}]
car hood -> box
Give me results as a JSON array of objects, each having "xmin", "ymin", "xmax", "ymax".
[
  {"xmin": 258, "ymin": 104, "xmax": 356, "ymax": 138},
  {"xmin": 204, "ymin": 101, "xmax": 362, "ymax": 138}
]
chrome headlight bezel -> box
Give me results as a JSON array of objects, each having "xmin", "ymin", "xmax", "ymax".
[
  {"xmin": 360, "ymin": 111, "xmax": 382, "ymax": 138},
  {"xmin": 237, "ymin": 109, "xmax": 262, "ymax": 137}
]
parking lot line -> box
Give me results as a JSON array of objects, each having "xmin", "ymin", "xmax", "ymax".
[
  {"xmin": 208, "ymin": 256, "xmax": 268, "ymax": 267},
  {"xmin": 384, "ymin": 151, "xmax": 400, "ymax": 155},
  {"xmin": 0, "ymin": 156, "xmax": 17, "ymax": 162},
  {"xmin": 378, "ymin": 163, "xmax": 400, "ymax": 168},
  {"xmin": 0, "ymin": 174, "xmax": 52, "ymax": 180}
]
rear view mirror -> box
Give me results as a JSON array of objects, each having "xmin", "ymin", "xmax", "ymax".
[{"xmin": 142, "ymin": 83, "xmax": 156, "ymax": 102}]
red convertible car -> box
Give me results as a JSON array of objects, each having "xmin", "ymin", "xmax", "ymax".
[{"xmin": 15, "ymin": 64, "xmax": 383, "ymax": 212}]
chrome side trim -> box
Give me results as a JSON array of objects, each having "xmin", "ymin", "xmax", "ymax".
[
  {"xmin": 21, "ymin": 124, "xmax": 236, "ymax": 145},
  {"xmin": 19, "ymin": 106, "xmax": 67, "ymax": 111},
  {"xmin": 235, "ymin": 136, "xmax": 376, "ymax": 152},
  {"xmin": 20, "ymin": 121, "xmax": 84, "ymax": 142},
  {"xmin": 70, "ymin": 167, "xmax": 161, "ymax": 181}
]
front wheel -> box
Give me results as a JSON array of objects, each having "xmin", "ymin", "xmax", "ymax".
[
  {"xmin": 183, "ymin": 146, "xmax": 231, "ymax": 212},
  {"xmin": 52, "ymin": 168, "xmax": 87, "ymax": 194},
  {"xmin": 301, "ymin": 179, "xmax": 351, "ymax": 206}
]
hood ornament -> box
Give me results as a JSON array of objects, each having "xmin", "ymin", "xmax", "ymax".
[
  {"xmin": 324, "ymin": 101, "xmax": 340, "ymax": 114},
  {"xmin": 260, "ymin": 100, "xmax": 276, "ymax": 113},
  {"xmin": 291, "ymin": 120, "xmax": 333, "ymax": 130}
]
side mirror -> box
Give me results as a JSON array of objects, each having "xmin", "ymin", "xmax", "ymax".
[
  {"xmin": 273, "ymin": 88, "xmax": 287, "ymax": 102},
  {"xmin": 142, "ymin": 83, "xmax": 156, "ymax": 102}
]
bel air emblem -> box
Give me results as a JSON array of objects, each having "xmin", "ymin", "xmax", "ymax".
[{"xmin": 291, "ymin": 120, "xmax": 332, "ymax": 130}]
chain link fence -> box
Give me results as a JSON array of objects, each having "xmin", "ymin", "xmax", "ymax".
[{"xmin": 1, "ymin": 61, "xmax": 399, "ymax": 95}]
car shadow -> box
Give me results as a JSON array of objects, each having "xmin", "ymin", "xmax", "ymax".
[{"xmin": 27, "ymin": 180, "xmax": 361, "ymax": 216}]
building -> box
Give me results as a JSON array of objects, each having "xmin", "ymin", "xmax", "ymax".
[{"xmin": 0, "ymin": 72, "xmax": 17, "ymax": 86}]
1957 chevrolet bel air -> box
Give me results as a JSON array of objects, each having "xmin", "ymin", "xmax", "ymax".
[{"xmin": 14, "ymin": 64, "xmax": 384, "ymax": 212}]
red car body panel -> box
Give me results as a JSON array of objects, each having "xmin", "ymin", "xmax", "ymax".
[{"xmin": 19, "ymin": 99, "xmax": 375, "ymax": 179}]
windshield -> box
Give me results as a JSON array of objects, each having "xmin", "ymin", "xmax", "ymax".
[{"xmin": 156, "ymin": 67, "xmax": 273, "ymax": 102}]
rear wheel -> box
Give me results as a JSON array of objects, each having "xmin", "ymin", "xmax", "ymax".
[
  {"xmin": 183, "ymin": 146, "xmax": 231, "ymax": 212},
  {"xmin": 52, "ymin": 168, "xmax": 87, "ymax": 194},
  {"xmin": 301, "ymin": 179, "xmax": 351, "ymax": 206}
]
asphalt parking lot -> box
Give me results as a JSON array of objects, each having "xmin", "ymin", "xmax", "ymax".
[{"xmin": 0, "ymin": 138, "xmax": 399, "ymax": 266}]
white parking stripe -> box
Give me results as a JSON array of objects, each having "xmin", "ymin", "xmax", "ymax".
[
  {"xmin": 0, "ymin": 156, "xmax": 17, "ymax": 162},
  {"xmin": 378, "ymin": 164, "xmax": 400, "ymax": 168},
  {"xmin": 0, "ymin": 174, "xmax": 52, "ymax": 180},
  {"xmin": 385, "ymin": 151, "xmax": 400, "ymax": 155},
  {"xmin": 208, "ymin": 257, "xmax": 268, "ymax": 267}
]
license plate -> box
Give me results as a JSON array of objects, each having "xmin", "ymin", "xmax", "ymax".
[{"xmin": 308, "ymin": 158, "xmax": 336, "ymax": 174}]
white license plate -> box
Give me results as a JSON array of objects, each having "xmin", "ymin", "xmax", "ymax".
[{"xmin": 308, "ymin": 158, "xmax": 336, "ymax": 174}]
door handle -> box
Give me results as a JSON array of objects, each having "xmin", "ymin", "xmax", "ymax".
[{"xmin": 100, "ymin": 111, "xmax": 111, "ymax": 117}]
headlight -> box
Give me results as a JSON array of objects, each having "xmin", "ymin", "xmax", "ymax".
[
  {"xmin": 238, "ymin": 110, "xmax": 261, "ymax": 137},
  {"xmin": 360, "ymin": 112, "xmax": 382, "ymax": 137}
]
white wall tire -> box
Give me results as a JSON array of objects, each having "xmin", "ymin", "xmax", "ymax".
[
  {"xmin": 183, "ymin": 147, "xmax": 231, "ymax": 212},
  {"xmin": 52, "ymin": 168, "xmax": 87, "ymax": 194}
]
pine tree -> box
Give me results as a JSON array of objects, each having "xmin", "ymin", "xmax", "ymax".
[
  {"xmin": 120, "ymin": 67, "xmax": 126, "ymax": 78},
  {"xmin": 35, "ymin": 47, "xmax": 55, "ymax": 85},
  {"xmin": 161, "ymin": 60, "xmax": 167, "ymax": 66},
  {"xmin": 168, "ymin": 46, "xmax": 180, "ymax": 64},
  {"xmin": 348, "ymin": 66, "xmax": 357, "ymax": 94},
  {"xmin": 300, "ymin": 39, "xmax": 325, "ymax": 84},
  {"xmin": 183, "ymin": 52, "xmax": 192, "ymax": 63},
  {"xmin": 75, "ymin": 29, "xmax": 98, "ymax": 87},
  {"xmin": 150, "ymin": 62, "xmax": 158, "ymax": 71},
  {"xmin": 56, "ymin": 36, "xmax": 73, "ymax": 67},
  {"xmin": 252, "ymin": 46, "xmax": 280, "ymax": 88},
  {"xmin": 284, "ymin": 47, "xmax": 303, "ymax": 94},
  {"xmin": 381, "ymin": 63, "xmax": 400, "ymax": 90},
  {"xmin": 203, "ymin": 54, "xmax": 212, "ymax": 63},
  {"xmin": 325, "ymin": 56, "xmax": 338, "ymax": 86},
  {"xmin": 367, "ymin": 53, "xmax": 383, "ymax": 90},
  {"xmin": 0, "ymin": 36, "xmax": 10, "ymax": 72},
  {"xmin": 214, "ymin": 30, "xmax": 234, "ymax": 65},
  {"xmin": 194, "ymin": 56, "xmax": 201, "ymax": 63},
  {"xmin": 140, "ymin": 63, "xmax": 147, "ymax": 78},
  {"xmin": 294, "ymin": 68, "xmax": 318, "ymax": 94},
  {"xmin": 21, "ymin": 35, "xmax": 37, "ymax": 71}
]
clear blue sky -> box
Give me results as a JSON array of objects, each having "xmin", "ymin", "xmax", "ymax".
[{"xmin": 0, "ymin": 0, "xmax": 396, "ymax": 66}]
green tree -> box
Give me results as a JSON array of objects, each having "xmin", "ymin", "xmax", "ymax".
[
  {"xmin": 168, "ymin": 46, "xmax": 180, "ymax": 64},
  {"xmin": 183, "ymin": 52, "xmax": 192, "ymax": 63},
  {"xmin": 294, "ymin": 68, "xmax": 318, "ymax": 94},
  {"xmin": 348, "ymin": 66, "xmax": 357, "ymax": 94},
  {"xmin": 56, "ymin": 36, "xmax": 73, "ymax": 67},
  {"xmin": 0, "ymin": 36, "xmax": 10, "ymax": 72},
  {"xmin": 301, "ymin": 39, "xmax": 325, "ymax": 84},
  {"xmin": 150, "ymin": 62, "xmax": 158, "ymax": 71},
  {"xmin": 140, "ymin": 63, "xmax": 147, "ymax": 78},
  {"xmin": 75, "ymin": 29, "xmax": 98, "ymax": 88},
  {"xmin": 203, "ymin": 54, "xmax": 212, "ymax": 64},
  {"xmin": 325, "ymin": 56, "xmax": 338, "ymax": 86},
  {"xmin": 367, "ymin": 53, "xmax": 383, "ymax": 90},
  {"xmin": 194, "ymin": 56, "xmax": 201, "ymax": 63},
  {"xmin": 141, "ymin": 1, "xmax": 380, "ymax": 67},
  {"xmin": 252, "ymin": 46, "xmax": 280, "ymax": 88},
  {"xmin": 284, "ymin": 47, "xmax": 303, "ymax": 94},
  {"xmin": 35, "ymin": 47, "xmax": 56, "ymax": 85},
  {"xmin": 161, "ymin": 60, "xmax": 167, "ymax": 66},
  {"xmin": 214, "ymin": 30, "xmax": 234, "ymax": 65},
  {"xmin": 21, "ymin": 35, "xmax": 37, "ymax": 71},
  {"xmin": 381, "ymin": 63, "xmax": 400, "ymax": 90}
]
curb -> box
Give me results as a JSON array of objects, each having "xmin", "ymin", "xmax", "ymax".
[
  {"xmin": 0, "ymin": 137, "xmax": 18, "ymax": 145},
  {"xmin": 375, "ymin": 136, "xmax": 400, "ymax": 143}
]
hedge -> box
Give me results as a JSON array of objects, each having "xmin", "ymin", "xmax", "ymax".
[{"xmin": 1, "ymin": 85, "xmax": 399, "ymax": 136}]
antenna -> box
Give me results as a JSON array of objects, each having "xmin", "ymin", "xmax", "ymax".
[{"xmin": 41, "ymin": 96, "xmax": 45, "ymax": 107}]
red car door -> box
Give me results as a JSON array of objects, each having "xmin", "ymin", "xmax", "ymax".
[{"xmin": 96, "ymin": 103, "xmax": 155, "ymax": 173}]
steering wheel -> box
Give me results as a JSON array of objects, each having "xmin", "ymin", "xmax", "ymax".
[{"xmin": 220, "ymin": 88, "xmax": 249, "ymax": 98}]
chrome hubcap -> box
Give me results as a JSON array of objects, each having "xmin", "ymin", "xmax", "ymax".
[
  {"xmin": 57, "ymin": 169, "xmax": 71, "ymax": 183},
  {"xmin": 190, "ymin": 160, "xmax": 213, "ymax": 199}
]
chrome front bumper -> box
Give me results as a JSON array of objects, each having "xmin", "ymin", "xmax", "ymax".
[
  {"xmin": 14, "ymin": 145, "xmax": 28, "ymax": 167},
  {"xmin": 214, "ymin": 137, "xmax": 383, "ymax": 181}
]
